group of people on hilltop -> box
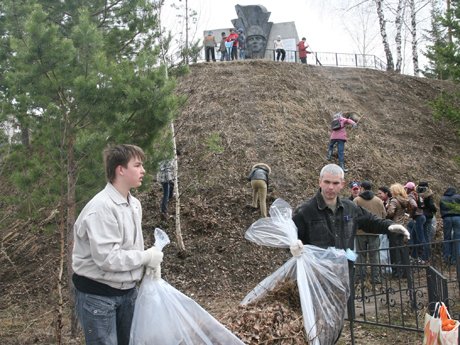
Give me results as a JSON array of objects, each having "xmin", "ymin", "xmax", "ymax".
[
  {"xmin": 204, "ymin": 28, "xmax": 245, "ymax": 62},
  {"xmin": 204, "ymin": 30, "xmax": 313, "ymax": 63},
  {"xmin": 345, "ymin": 178, "xmax": 460, "ymax": 283}
]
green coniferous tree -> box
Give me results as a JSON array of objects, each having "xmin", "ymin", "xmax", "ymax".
[
  {"xmin": 423, "ymin": 2, "xmax": 452, "ymax": 80},
  {"xmin": 0, "ymin": 0, "xmax": 182, "ymax": 339},
  {"xmin": 424, "ymin": 0, "xmax": 460, "ymax": 137}
]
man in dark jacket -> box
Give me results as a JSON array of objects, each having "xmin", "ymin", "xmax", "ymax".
[
  {"xmin": 291, "ymin": 164, "xmax": 409, "ymax": 344},
  {"xmin": 440, "ymin": 187, "xmax": 460, "ymax": 263},
  {"xmin": 292, "ymin": 165, "xmax": 409, "ymax": 250}
]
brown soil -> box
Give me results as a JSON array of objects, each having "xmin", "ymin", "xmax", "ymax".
[{"xmin": 1, "ymin": 60, "xmax": 460, "ymax": 344}]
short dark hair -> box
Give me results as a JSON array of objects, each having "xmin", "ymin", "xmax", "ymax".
[
  {"xmin": 361, "ymin": 180, "xmax": 372, "ymax": 190},
  {"xmin": 103, "ymin": 144, "xmax": 145, "ymax": 183},
  {"xmin": 378, "ymin": 186, "xmax": 392, "ymax": 197}
]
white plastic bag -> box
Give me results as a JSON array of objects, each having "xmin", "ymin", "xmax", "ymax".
[
  {"xmin": 242, "ymin": 199, "xmax": 350, "ymax": 345},
  {"xmin": 129, "ymin": 228, "xmax": 244, "ymax": 345}
]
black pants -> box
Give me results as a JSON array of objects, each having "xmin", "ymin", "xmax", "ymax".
[
  {"xmin": 231, "ymin": 46, "xmax": 238, "ymax": 60},
  {"xmin": 161, "ymin": 181, "xmax": 174, "ymax": 213},
  {"xmin": 205, "ymin": 47, "xmax": 216, "ymax": 62},
  {"xmin": 276, "ymin": 49, "xmax": 286, "ymax": 61}
]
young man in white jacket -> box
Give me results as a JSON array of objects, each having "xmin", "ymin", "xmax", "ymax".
[{"xmin": 72, "ymin": 144, "xmax": 163, "ymax": 345}]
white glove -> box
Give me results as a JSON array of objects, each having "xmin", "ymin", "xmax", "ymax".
[
  {"xmin": 388, "ymin": 224, "xmax": 410, "ymax": 241},
  {"xmin": 144, "ymin": 246, "xmax": 164, "ymax": 268},
  {"xmin": 145, "ymin": 265, "xmax": 162, "ymax": 280},
  {"xmin": 290, "ymin": 239, "xmax": 304, "ymax": 257}
]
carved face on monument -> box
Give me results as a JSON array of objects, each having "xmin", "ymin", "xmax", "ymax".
[
  {"xmin": 247, "ymin": 35, "xmax": 266, "ymax": 54},
  {"xmin": 246, "ymin": 25, "xmax": 267, "ymax": 58}
]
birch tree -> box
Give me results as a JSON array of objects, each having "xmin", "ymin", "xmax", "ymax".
[
  {"xmin": 409, "ymin": 0, "xmax": 421, "ymax": 75},
  {"xmin": 375, "ymin": 0, "xmax": 395, "ymax": 70},
  {"xmin": 395, "ymin": 0, "xmax": 407, "ymax": 72}
]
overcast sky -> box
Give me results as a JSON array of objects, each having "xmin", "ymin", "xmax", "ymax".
[
  {"xmin": 162, "ymin": 1, "xmax": 358, "ymax": 51},
  {"xmin": 161, "ymin": 0, "xmax": 433, "ymax": 74}
]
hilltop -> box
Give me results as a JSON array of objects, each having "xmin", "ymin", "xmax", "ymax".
[{"xmin": 1, "ymin": 60, "xmax": 460, "ymax": 344}]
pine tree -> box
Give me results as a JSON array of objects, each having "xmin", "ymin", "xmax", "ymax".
[
  {"xmin": 0, "ymin": 0, "xmax": 182, "ymax": 340},
  {"xmin": 423, "ymin": 1, "xmax": 453, "ymax": 79},
  {"xmin": 425, "ymin": 0, "xmax": 460, "ymax": 136}
]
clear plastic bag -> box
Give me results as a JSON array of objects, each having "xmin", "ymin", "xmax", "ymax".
[
  {"xmin": 129, "ymin": 228, "xmax": 244, "ymax": 345},
  {"xmin": 241, "ymin": 199, "xmax": 351, "ymax": 345}
]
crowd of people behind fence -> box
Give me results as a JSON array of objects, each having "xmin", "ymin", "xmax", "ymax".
[{"xmin": 343, "ymin": 178, "xmax": 460, "ymax": 283}]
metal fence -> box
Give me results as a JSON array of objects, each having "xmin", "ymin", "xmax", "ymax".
[
  {"xmin": 347, "ymin": 239, "xmax": 460, "ymax": 344},
  {"xmin": 211, "ymin": 48, "xmax": 388, "ymax": 71}
]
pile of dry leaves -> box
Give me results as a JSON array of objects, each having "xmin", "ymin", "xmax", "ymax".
[{"xmin": 220, "ymin": 280, "xmax": 307, "ymax": 345}]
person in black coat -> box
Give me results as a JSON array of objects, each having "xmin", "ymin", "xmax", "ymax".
[
  {"xmin": 290, "ymin": 164, "xmax": 410, "ymax": 344},
  {"xmin": 440, "ymin": 187, "xmax": 460, "ymax": 263}
]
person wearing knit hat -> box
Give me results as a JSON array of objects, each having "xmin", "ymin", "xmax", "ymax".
[
  {"xmin": 404, "ymin": 181, "xmax": 416, "ymax": 191},
  {"xmin": 247, "ymin": 163, "xmax": 271, "ymax": 218},
  {"xmin": 349, "ymin": 181, "xmax": 361, "ymax": 201}
]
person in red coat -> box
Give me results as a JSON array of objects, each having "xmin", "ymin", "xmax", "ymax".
[
  {"xmin": 226, "ymin": 28, "xmax": 239, "ymax": 61},
  {"xmin": 297, "ymin": 37, "xmax": 310, "ymax": 64}
]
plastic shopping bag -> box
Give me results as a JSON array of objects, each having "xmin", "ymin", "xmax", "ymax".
[
  {"xmin": 423, "ymin": 303, "xmax": 442, "ymax": 345},
  {"xmin": 241, "ymin": 199, "xmax": 350, "ymax": 345},
  {"xmin": 439, "ymin": 302, "xmax": 460, "ymax": 345},
  {"xmin": 129, "ymin": 228, "xmax": 244, "ymax": 345}
]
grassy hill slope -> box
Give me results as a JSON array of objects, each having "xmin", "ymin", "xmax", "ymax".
[{"xmin": 1, "ymin": 59, "xmax": 460, "ymax": 344}]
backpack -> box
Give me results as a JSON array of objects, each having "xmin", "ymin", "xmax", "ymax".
[{"xmin": 331, "ymin": 118, "xmax": 342, "ymax": 131}]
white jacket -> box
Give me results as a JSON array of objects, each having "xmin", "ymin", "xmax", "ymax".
[{"xmin": 72, "ymin": 183, "xmax": 149, "ymax": 290}]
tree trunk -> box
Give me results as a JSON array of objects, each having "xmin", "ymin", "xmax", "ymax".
[
  {"xmin": 20, "ymin": 125, "xmax": 30, "ymax": 148},
  {"xmin": 394, "ymin": 0, "xmax": 406, "ymax": 73},
  {"xmin": 55, "ymin": 199, "xmax": 66, "ymax": 345},
  {"xmin": 66, "ymin": 133, "xmax": 79, "ymax": 337},
  {"xmin": 409, "ymin": 0, "xmax": 420, "ymax": 76},
  {"xmin": 171, "ymin": 122, "xmax": 186, "ymax": 253},
  {"xmin": 446, "ymin": 0, "xmax": 453, "ymax": 44},
  {"xmin": 375, "ymin": 0, "xmax": 394, "ymax": 71},
  {"xmin": 158, "ymin": 5, "xmax": 186, "ymax": 254}
]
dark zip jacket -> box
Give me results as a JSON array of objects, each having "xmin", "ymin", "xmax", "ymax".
[
  {"xmin": 440, "ymin": 187, "xmax": 460, "ymax": 218},
  {"xmin": 293, "ymin": 189, "xmax": 393, "ymax": 250}
]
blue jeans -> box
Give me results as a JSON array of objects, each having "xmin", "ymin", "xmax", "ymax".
[
  {"xmin": 161, "ymin": 181, "xmax": 174, "ymax": 213},
  {"xmin": 75, "ymin": 288, "xmax": 137, "ymax": 345},
  {"xmin": 443, "ymin": 216, "xmax": 460, "ymax": 263},
  {"xmin": 239, "ymin": 48, "xmax": 245, "ymax": 60},
  {"xmin": 409, "ymin": 215, "xmax": 429, "ymax": 261},
  {"xmin": 328, "ymin": 139, "xmax": 345, "ymax": 165}
]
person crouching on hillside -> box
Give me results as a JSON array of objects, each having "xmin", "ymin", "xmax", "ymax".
[
  {"xmin": 326, "ymin": 112, "xmax": 357, "ymax": 172},
  {"xmin": 247, "ymin": 163, "xmax": 271, "ymax": 218}
]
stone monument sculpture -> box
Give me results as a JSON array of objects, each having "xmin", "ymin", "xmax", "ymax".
[{"xmin": 231, "ymin": 5, "xmax": 273, "ymax": 59}]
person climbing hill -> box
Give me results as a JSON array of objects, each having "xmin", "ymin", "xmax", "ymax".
[{"xmin": 326, "ymin": 112, "xmax": 357, "ymax": 172}]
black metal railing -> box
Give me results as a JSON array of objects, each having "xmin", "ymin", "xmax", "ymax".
[{"xmin": 347, "ymin": 239, "xmax": 460, "ymax": 345}]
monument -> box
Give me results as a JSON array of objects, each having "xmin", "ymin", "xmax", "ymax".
[
  {"xmin": 205, "ymin": 4, "xmax": 299, "ymax": 62},
  {"xmin": 231, "ymin": 5, "xmax": 272, "ymax": 59}
]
